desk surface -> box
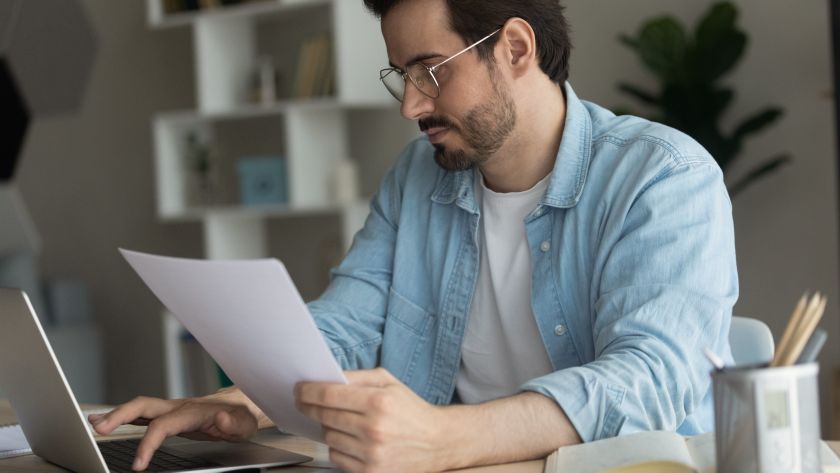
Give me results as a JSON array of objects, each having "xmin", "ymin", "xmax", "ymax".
[
  {"xmin": 3, "ymin": 401, "xmax": 839, "ymax": 473},
  {"xmin": 0, "ymin": 400, "xmax": 541, "ymax": 472}
]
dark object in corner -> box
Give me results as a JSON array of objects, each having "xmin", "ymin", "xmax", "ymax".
[{"xmin": 0, "ymin": 57, "xmax": 30, "ymax": 183}]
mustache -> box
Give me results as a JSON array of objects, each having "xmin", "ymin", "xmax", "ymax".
[{"xmin": 419, "ymin": 116, "xmax": 456, "ymax": 132}]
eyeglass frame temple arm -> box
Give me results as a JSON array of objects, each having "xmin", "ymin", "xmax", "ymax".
[{"xmin": 429, "ymin": 28, "xmax": 501, "ymax": 73}]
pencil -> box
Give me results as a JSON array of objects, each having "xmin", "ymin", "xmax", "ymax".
[
  {"xmin": 778, "ymin": 295, "xmax": 826, "ymax": 367},
  {"xmin": 772, "ymin": 293, "xmax": 810, "ymax": 367}
]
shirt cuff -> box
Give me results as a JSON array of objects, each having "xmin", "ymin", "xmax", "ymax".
[{"xmin": 520, "ymin": 366, "xmax": 628, "ymax": 443}]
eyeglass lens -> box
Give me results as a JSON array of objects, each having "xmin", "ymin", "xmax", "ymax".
[{"xmin": 381, "ymin": 64, "xmax": 438, "ymax": 102}]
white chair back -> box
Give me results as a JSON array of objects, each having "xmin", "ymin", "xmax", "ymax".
[{"xmin": 729, "ymin": 316, "xmax": 775, "ymax": 366}]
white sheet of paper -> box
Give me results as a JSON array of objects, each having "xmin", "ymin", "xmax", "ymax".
[
  {"xmin": 0, "ymin": 424, "xmax": 30, "ymax": 459},
  {"xmin": 120, "ymin": 249, "xmax": 347, "ymax": 440}
]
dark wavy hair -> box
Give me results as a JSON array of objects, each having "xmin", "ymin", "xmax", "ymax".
[{"xmin": 363, "ymin": 0, "xmax": 571, "ymax": 84}]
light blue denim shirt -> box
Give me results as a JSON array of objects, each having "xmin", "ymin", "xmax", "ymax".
[{"xmin": 308, "ymin": 83, "xmax": 737, "ymax": 442}]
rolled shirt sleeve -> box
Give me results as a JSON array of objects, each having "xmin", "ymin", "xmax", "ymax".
[{"xmin": 521, "ymin": 158, "xmax": 738, "ymax": 442}]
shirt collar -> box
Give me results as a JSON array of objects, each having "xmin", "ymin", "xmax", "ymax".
[{"xmin": 431, "ymin": 82, "xmax": 592, "ymax": 211}]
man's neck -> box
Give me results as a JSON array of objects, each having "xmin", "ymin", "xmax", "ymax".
[{"xmin": 479, "ymin": 82, "xmax": 566, "ymax": 194}]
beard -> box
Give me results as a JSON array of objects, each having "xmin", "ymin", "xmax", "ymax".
[{"xmin": 419, "ymin": 74, "xmax": 517, "ymax": 172}]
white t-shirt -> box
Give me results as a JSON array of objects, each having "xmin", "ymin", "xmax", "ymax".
[{"xmin": 455, "ymin": 173, "xmax": 555, "ymax": 404}]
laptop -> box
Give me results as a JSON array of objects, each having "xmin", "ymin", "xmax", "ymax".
[{"xmin": 0, "ymin": 288, "xmax": 312, "ymax": 472}]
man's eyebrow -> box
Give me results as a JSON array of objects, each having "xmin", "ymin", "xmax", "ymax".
[{"xmin": 389, "ymin": 52, "xmax": 444, "ymax": 69}]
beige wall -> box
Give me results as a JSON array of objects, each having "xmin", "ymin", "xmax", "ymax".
[
  {"xmin": 15, "ymin": 0, "xmax": 840, "ymax": 435},
  {"xmin": 16, "ymin": 0, "xmax": 200, "ymax": 402},
  {"xmin": 565, "ymin": 0, "xmax": 839, "ymax": 433}
]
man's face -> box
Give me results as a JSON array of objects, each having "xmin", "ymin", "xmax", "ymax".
[{"xmin": 381, "ymin": 0, "xmax": 517, "ymax": 171}]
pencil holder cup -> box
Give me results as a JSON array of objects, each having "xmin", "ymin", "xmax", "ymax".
[{"xmin": 712, "ymin": 363, "xmax": 820, "ymax": 473}]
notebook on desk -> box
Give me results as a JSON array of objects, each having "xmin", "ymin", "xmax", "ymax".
[
  {"xmin": 0, "ymin": 287, "xmax": 312, "ymax": 472},
  {"xmin": 543, "ymin": 430, "xmax": 840, "ymax": 473}
]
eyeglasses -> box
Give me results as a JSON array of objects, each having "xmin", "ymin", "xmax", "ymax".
[{"xmin": 379, "ymin": 29, "xmax": 501, "ymax": 103}]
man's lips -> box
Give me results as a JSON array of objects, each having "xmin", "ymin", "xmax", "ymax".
[{"xmin": 424, "ymin": 127, "xmax": 449, "ymax": 142}]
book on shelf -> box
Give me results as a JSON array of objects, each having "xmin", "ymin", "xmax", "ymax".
[
  {"xmin": 161, "ymin": 0, "xmax": 272, "ymax": 15},
  {"xmin": 320, "ymin": 37, "xmax": 335, "ymax": 97},
  {"xmin": 294, "ymin": 39, "xmax": 315, "ymax": 98},
  {"xmin": 293, "ymin": 35, "xmax": 333, "ymax": 99}
]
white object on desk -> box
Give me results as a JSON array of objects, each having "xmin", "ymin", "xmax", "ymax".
[
  {"xmin": 0, "ymin": 409, "xmax": 145, "ymax": 459},
  {"xmin": 0, "ymin": 424, "xmax": 29, "ymax": 459},
  {"xmin": 120, "ymin": 249, "xmax": 347, "ymax": 441},
  {"xmin": 544, "ymin": 431, "xmax": 710, "ymax": 473},
  {"xmin": 542, "ymin": 430, "xmax": 840, "ymax": 473}
]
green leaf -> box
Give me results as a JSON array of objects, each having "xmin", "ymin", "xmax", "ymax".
[
  {"xmin": 691, "ymin": 2, "xmax": 746, "ymax": 82},
  {"xmin": 659, "ymin": 83, "xmax": 731, "ymax": 129},
  {"xmin": 663, "ymin": 86, "xmax": 733, "ymax": 124},
  {"xmin": 660, "ymin": 84, "xmax": 694, "ymax": 127},
  {"xmin": 617, "ymin": 82, "xmax": 660, "ymax": 106},
  {"xmin": 696, "ymin": 2, "xmax": 738, "ymax": 44},
  {"xmin": 618, "ymin": 34, "xmax": 640, "ymax": 51},
  {"xmin": 616, "ymin": 1, "xmax": 791, "ymax": 189},
  {"xmin": 727, "ymin": 154, "xmax": 791, "ymax": 197},
  {"xmin": 692, "ymin": 33, "xmax": 746, "ymax": 83},
  {"xmin": 732, "ymin": 107, "xmax": 783, "ymax": 142},
  {"xmin": 634, "ymin": 16, "xmax": 688, "ymax": 81}
]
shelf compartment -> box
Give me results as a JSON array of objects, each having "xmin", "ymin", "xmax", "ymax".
[
  {"xmin": 153, "ymin": 105, "xmax": 352, "ymax": 220},
  {"xmin": 147, "ymin": 0, "xmax": 330, "ymax": 29}
]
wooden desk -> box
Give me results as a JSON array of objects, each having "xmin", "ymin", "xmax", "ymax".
[
  {"xmin": 6, "ymin": 400, "xmax": 838, "ymax": 473},
  {"xmin": 0, "ymin": 401, "xmax": 542, "ymax": 472}
]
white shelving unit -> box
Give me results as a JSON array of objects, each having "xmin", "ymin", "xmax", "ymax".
[{"xmin": 146, "ymin": 0, "xmax": 394, "ymax": 398}]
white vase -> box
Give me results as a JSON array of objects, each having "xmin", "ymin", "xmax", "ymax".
[{"xmin": 330, "ymin": 158, "xmax": 359, "ymax": 204}]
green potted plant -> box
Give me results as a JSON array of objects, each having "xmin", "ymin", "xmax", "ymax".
[{"xmin": 618, "ymin": 1, "xmax": 790, "ymax": 197}]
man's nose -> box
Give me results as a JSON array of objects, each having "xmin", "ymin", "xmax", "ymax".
[{"xmin": 400, "ymin": 82, "xmax": 435, "ymax": 120}]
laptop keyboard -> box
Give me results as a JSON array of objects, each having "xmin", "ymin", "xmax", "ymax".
[{"xmin": 99, "ymin": 438, "xmax": 220, "ymax": 472}]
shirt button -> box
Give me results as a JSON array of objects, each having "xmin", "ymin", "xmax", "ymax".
[
  {"xmin": 554, "ymin": 324, "xmax": 567, "ymax": 336},
  {"xmin": 540, "ymin": 240, "xmax": 551, "ymax": 252}
]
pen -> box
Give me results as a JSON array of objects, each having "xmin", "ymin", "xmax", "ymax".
[
  {"xmin": 703, "ymin": 347, "xmax": 726, "ymax": 371},
  {"xmin": 795, "ymin": 328, "xmax": 827, "ymax": 365}
]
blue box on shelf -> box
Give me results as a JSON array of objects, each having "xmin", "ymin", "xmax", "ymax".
[{"xmin": 236, "ymin": 156, "xmax": 288, "ymax": 206}]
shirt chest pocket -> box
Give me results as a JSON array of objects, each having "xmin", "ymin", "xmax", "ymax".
[{"xmin": 381, "ymin": 288, "xmax": 435, "ymax": 386}]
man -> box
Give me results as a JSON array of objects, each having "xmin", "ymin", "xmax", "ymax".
[{"xmin": 90, "ymin": 0, "xmax": 738, "ymax": 471}]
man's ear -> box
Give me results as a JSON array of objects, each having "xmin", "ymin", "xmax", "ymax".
[{"xmin": 497, "ymin": 18, "xmax": 537, "ymax": 78}]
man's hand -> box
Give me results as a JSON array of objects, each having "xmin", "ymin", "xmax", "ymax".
[
  {"xmin": 88, "ymin": 387, "xmax": 267, "ymax": 471},
  {"xmin": 295, "ymin": 368, "xmax": 449, "ymax": 473},
  {"xmin": 297, "ymin": 368, "xmax": 582, "ymax": 472}
]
